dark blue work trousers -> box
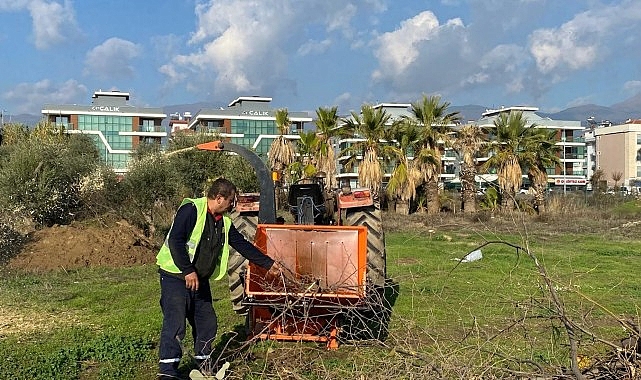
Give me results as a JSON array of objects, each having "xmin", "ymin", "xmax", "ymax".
[{"xmin": 158, "ymin": 273, "xmax": 218, "ymax": 377}]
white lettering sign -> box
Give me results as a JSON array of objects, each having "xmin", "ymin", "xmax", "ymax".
[
  {"xmin": 91, "ymin": 106, "xmax": 120, "ymax": 112},
  {"xmin": 242, "ymin": 110, "xmax": 269, "ymax": 116},
  {"xmin": 555, "ymin": 178, "xmax": 587, "ymax": 185}
]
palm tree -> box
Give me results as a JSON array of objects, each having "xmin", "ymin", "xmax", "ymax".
[
  {"xmin": 340, "ymin": 104, "xmax": 393, "ymax": 198},
  {"xmin": 611, "ymin": 171, "xmax": 623, "ymax": 192},
  {"xmin": 268, "ymin": 108, "xmax": 296, "ymax": 209},
  {"xmin": 314, "ymin": 106, "xmax": 342, "ymax": 191},
  {"xmin": 522, "ymin": 128, "xmax": 560, "ymax": 214},
  {"xmin": 268, "ymin": 108, "xmax": 296, "ymax": 181},
  {"xmin": 386, "ymin": 120, "xmax": 422, "ymax": 214},
  {"xmin": 591, "ymin": 169, "xmax": 606, "ymax": 193},
  {"xmin": 483, "ymin": 111, "xmax": 534, "ymax": 212},
  {"xmin": 289, "ymin": 130, "xmax": 319, "ymax": 183},
  {"xmin": 453, "ymin": 124, "xmax": 485, "ymax": 213},
  {"xmin": 403, "ymin": 95, "xmax": 461, "ymax": 215}
]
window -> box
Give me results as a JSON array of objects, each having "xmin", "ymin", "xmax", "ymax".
[
  {"xmin": 141, "ymin": 119, "xmax": 155, "ymax": 132},
  {"xmin": 78, "ymin": 114, "xmax": 133, "ymax": 169}
]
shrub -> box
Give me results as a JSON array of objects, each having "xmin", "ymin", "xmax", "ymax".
[
  {"xmin": 118, "ymin": 154, "xmax": 180, "ymax": 237},
  {"xmin": 0, "ymin": 132, "xmax": 99, "ymax": 227}
]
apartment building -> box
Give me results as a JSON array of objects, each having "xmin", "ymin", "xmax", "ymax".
[
  {"xmin": 336, "ymin": 103, "xmax": 411, "ymax": 188},
  {"xmin": 475, "ymin": 106, "xmax": 586, "ymax": 191},
  {"xmin": 42, "ymin": 91, "xmax": 167, "ymax": 174},
  {"xmin": 187, "ymin": 96, "xmax": 312, "ymax": 161},
  {"xmin": 336, "ymin": 103, "xmax": 461, "ymax": 188},
  {"xmin": 592, "ymin": 120, "xmax": 641, "ymax": 189}
]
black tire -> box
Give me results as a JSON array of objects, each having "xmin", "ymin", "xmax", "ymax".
[
  {"xmin": 344, "ymin": 206, "xmax": 386, "ymax": 289},
  {"xmin": 228, "ymin": 213, "xmax": 258, "ymax": 315}
]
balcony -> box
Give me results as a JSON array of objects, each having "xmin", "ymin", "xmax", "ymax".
[
  {"xmin": 561, "ymin": 153, "xmax": 585, "ymax": 160},
  {"xmin": 560, "ymin": 136, "xmax": 585, "ymax": 143},
  {"xmin": 138, "ymin": 125, "xmax": 164, "ymax": 133},
  {"xmin": 54, "ymin": 122, "xmax": 74, "ymax": 129}
]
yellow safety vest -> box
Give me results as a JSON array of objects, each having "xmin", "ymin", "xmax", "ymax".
[{"xmin": 156, "ymin": 197, "xmax": 231, "ymax": 280}]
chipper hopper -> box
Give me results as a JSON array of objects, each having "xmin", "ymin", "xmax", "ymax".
[
  {"xmin": 245, "ymin": 224, "xmax": 368, "ymax": 349},
  {"xmin": 196, "ymin": 140, "xmax": 387, "ymax": 349}
]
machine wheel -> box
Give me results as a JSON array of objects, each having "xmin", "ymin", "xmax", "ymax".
[
  {"xmin": 345, "ymin": 206, "xmax": 386, "ymax": 289},
  {"xmin": 228, "ymin": 213, "xmax": 258, "ymax": 315}
]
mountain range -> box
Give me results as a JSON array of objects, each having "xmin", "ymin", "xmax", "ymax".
[
  {"xmin": 7, "ymin": 93, "xmax": 641, "ymax": 128},
  {"xmin": 451, "ymin": 93, "xmax": 641, "ymax": 125}
]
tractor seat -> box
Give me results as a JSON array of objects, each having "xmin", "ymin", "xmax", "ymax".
[{"xmin": 288, "ymin": 183, "xmax": 325, "ymax": 207}]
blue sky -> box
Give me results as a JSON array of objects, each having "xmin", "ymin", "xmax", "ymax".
[{"xmin": 1, "ymin": 0, "xmax": 641, "ymax": 117}]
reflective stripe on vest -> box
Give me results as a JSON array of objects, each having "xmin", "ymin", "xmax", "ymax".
[{"xmin": 155, "ymin": 197, "xmax": 231, "ymax": 281}]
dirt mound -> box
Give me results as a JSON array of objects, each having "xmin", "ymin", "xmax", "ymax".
[{"xmin": 6, "ymin": 220, "xmax": 158, "ymax": 272}]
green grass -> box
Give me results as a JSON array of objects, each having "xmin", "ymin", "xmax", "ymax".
[{"xmin": 2, "ymin": 226, "xmax": 641, "ymax": 379}]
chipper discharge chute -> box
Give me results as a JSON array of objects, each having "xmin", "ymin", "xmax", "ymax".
[{"xmin": 244, "ymin": 224, "xmax": 368, "ymax": 349}]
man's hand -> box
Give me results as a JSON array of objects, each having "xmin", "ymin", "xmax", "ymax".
[
  {"xmin": 266, "ymin": 261, "xmax": 295, "ymax": 282},
  {"xmin": 185, "ymin": 272, "xmax": 199, "ymax": 291}
]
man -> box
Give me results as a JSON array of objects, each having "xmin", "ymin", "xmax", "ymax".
[{"xmin": 156, "ymin": 178, "xmax": 281, "ymax": 379}]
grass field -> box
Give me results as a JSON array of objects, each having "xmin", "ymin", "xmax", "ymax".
[{"xmin": 2, "ymin": 211, "xmax": 641, "ymax": 379}]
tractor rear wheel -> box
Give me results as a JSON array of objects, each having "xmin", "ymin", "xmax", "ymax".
[
  {"xmin": 341, "ymin": 206, "xmax": 389, "ymax": 342},
  {"xmin": 345, "ymin": 206, "xmax": 386, "ymax": 288},
  {"xmin": 228, "ymin": 213, "xmax": 258, "ymax": 315}
]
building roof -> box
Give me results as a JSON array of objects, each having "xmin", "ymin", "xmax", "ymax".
[
  {"xmin": 228, "ymin": 96, "xmax": 272, "ymax": 108},
  {"xmin": 92, "ymin": 90, "xmax": 130, "ymax": 100},
  {"xmin": 476, "ymin": 105, "xmax": 582, "ymax": 130},
  {"xmin": 42, "ymin": 91, "xmax": 165, "ymax": 118}
]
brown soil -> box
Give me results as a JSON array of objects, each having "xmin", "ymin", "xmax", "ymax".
[{"xmin": 6, "ymin": 219, "xmax": 158, "ymax": 272}]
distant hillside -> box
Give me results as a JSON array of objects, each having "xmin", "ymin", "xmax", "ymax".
[
  {"xmin": 539, "ymin": 94, "xmax": 641, "ymax": 124},
  {"xmin": 450, "ymin": 105, "xmax": 488, "ymax": 122},
  {"xmin": 162, "ymin": 101, "xmax": 221, "ymax": 118},
  {"xmin": 7, "ymin": 94, "xmax": 641, "ymax": 128},
  {"xmin": 3, "ymin": 113, "xmax": 42, "ymax": 127},
  {"xmin": 538, "ymin": 105, "xmax": 619, "ymax": 124},
  {"xmin": 611, "ymin": 92, "xmax": 641, "ymax": 115}
]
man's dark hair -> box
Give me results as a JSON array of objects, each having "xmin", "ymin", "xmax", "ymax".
[{"xmin": 207, "ymin": 178, "xmax": 237, "ymax": 199}]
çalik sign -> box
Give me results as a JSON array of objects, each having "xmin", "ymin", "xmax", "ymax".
[
  {"xmin": 554, "ymin": 178, "xmax": 587, "ymax": 185},
  {"xmin": 242, "ymin": 110, "xmax": 270, "ymax": 116},
  {"xmin": 91, "ymin": 106, "xmax": 120, "ymax": 112}
]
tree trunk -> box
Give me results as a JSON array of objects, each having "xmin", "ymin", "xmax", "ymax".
[
  {"xmin": 426, "ymin": 180, "xmax": 440, "ymax": 215},
  {"xmin": 460, "ymin": 165, "xmax": 477, "ymax": 213},
  {"xmin": 395, "ymin": 198, "xmax": 410, "ymax": 215},
  {"xmin": 531, "ymin": 182, "xmax": 546, "ymax": 214},
  {"xmin": 501, "ymin": 190, "xmax": 516, "ymax": 212}
]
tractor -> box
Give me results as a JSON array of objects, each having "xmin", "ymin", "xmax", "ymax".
[{"xmin": 196, "ymin": 140, "xmax": 387, "ymax": 348}]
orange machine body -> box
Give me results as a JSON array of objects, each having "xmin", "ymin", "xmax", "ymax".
[{"xmin": 244, "ymin": 224, "xmax": 368, "ymax": 349}]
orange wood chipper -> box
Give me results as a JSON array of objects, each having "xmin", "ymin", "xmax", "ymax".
[{"xmin": 196, "ymin": 141, "xmax": 387, "ymax": 349}]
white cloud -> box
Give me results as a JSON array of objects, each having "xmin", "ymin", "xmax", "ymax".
[
  {"xmin": 0, "ymin": 0, "xmax": 82, "ymax": 49},
  {"xmin": 333, "ymin": 92, "xmax": 356, "ymax": 113},
  {"xmin": 326, "ymin": 3, "xmax": 357, "ymax": 33},
  {"xmin": 160, "ymin": 0, "xmax": 384, "ymax": 101},
  {"xmin": 373, "ymin": 11, "xmax": 442, "ymax": 76},
  {"xmin": 158, "ymin": 64, "xmax": 187, "ymax": 86},
  {"xmin": 298, "ymin": 39, "xmax": 332, "ymax": 56},
  {"xmin": 167, "ymin": 0, "xmax": 296, "ymax": 96},
  {"xmin": 624, "ymin": 80, "xmax": 641, "ymax": 95},
  {"xmin": 3, "ymin": 79, "xmax": 87, "ymax": 114},
  {"xmin": 462, "ymin": 44, "xmax": 530, "ymax": 93},
  {"xmin": 84, "ymin": 38, "xmax": 141, "ymax": 80},
  {"xmin": 529, "ymin": 1, "xmax": 641, "ymax": 74},
  {"xmin": 370, "ymin": 10, "xmax": 473, "ymax": 101},
  {"xmin": 366, "ymin": 1, "xmax": 641, "ymax": 107}
]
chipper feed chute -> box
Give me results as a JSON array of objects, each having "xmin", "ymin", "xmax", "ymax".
[{"xmin": 244, "ymin": 224, "xmax": 368, "ymax": 349}]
